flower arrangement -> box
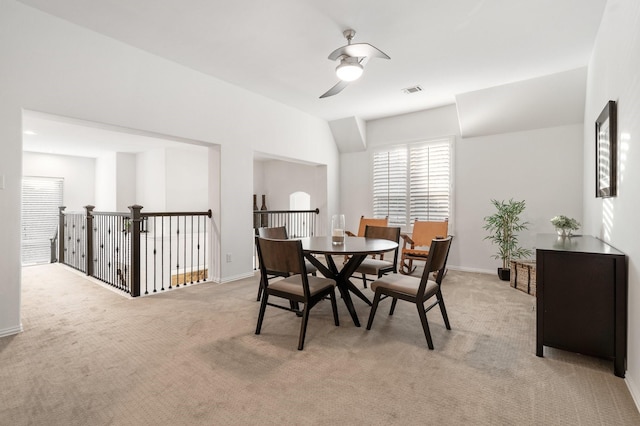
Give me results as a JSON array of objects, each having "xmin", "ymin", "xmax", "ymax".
[{"xmin": 550, "ymin": 215, "xmax": 580, "ymax": 235}]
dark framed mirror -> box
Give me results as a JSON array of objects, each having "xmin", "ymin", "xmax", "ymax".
[{"xmin": 596, "ymin": 100, "xmax": 617, "ymax": 198}]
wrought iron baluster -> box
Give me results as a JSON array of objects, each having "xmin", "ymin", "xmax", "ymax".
[
  {"xmin": 175, "ymin": 216, "xmax": 181, "ymax": 287},
  {"xmin": 99, "ymin": 215, "xmax": 103, "ymax": 282},
  {"xmin": 161, "ymin": 216, "xmax": 165, "ymax": 291},
  {"xmin": 59, "ymin": 208, "xmax": 212, "ymax": 297},
  {"xmin": 125, "ymin": 215, "xmax": 130, "ymax": 294},
  {"xmin": 111, "ymin": 215, "xmax": 116, "ymax": 289},
  {"xmin": 196, "ymin": 215, "xmax": 200, "ymax": 283},
  {"xmin": 144, "ymin": 216, "xmax": 148, "ymax": 295},
  {"xmin": 153, "ymin": 216, "xmax": 157, "ymax": 293},
  {"xmin": 168, "ymin": 216, "xmax": 172, "ymax": 289},
  {"xmin": 95, "ymin": 215, "xmax": 100, "ymax": 282},
  {"xmin": 203, "ymin": 213, "xmax": 207, "ymax": 281},
  {"xmin": 178, "ymin": 215, "xmax": 186, "ymax": 285}
]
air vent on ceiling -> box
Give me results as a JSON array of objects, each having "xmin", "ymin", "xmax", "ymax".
[{"xmin": 402, "ymin": 85, "xmax": 423, "ymax": 94}]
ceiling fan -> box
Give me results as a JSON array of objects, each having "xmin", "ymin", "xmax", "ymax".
[{"xmin": 319, "ymin": 29, "xmax": 390, "ymax": 99}]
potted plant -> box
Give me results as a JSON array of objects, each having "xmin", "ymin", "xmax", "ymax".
[
  {"xmin": 550, "ymin": 215, "xmax": 580, "ymax": 237},
  {"xmin": 483, "ymin": 199, "xmax": 533, "ymax": 281}
]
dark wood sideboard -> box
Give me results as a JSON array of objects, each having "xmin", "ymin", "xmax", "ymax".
[{"xmin": 535, "ymin": 234, "xmax": 627, "ymax": 377}]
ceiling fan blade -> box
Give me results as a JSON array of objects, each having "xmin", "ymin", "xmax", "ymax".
[
  {"xmin": 320, "ymin": 80, "xmax": 349, "ymax": 99},
  {"xmin": 328, "ymin": 43, "xmax": 390, "ymax": 61}
]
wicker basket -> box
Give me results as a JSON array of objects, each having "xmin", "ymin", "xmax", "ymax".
[{"xmin": 509, "ymin": 260, "xmax": 536, "ymax": 296}]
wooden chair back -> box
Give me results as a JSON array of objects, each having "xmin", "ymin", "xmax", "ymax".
[
  {"xmin": 411, "ymin": 220, "xmax": 448, "ymax": 247},
  {"xmin": 418, "ymin": 237, "xmax": 453, "ymax": 296},
  {"xmin": 356, "ymin": 216, "xmax": 388, "ymax": 237},
  {"xmin": 256, "ymin": 237, "xmax": 306, "ymax": 277},
  {"xmin": 364, "ymin": 225, "xmax": 401, "ymax": 265},
  {"xmin": 258, "ymin": 226, "xmax": 288, "ymax": 239}
]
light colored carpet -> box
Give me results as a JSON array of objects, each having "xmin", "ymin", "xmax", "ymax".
[{"xmin": 1, "ymin": 263, "xmax": 638, "ymax": 425}]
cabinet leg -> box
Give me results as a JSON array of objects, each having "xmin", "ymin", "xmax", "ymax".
[{"xmin": 614, "ymin": 358, "xmax": 625, "ymax": 378}]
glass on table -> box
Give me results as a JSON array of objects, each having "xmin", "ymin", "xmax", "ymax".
[{"xmin": 331, "ymin": 214, "xmax": 345, "ymax": 245}]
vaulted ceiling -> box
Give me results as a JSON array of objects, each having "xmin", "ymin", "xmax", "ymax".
[{"xmin": 18, "ymin": 0, "xmax": 607, "ymax": 124}]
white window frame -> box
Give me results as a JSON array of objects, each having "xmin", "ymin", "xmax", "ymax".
[{"xmin": 372, "ymin": 136, "xmax": 455, "ymax": 234}]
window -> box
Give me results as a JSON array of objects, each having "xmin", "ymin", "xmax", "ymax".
[
  {"xmin": 21, "ymin": 176, "xmax": 64, "ymax": 265},
  {"xmin": 373, "ymin": 138, "xmax": 452, "ymax": 228}
]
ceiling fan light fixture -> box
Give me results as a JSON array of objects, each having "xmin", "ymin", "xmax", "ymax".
[{"xmin": 336, "ymin": 58, "xmax": 363, "ymax": 82}]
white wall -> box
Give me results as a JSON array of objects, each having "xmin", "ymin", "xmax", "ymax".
[
  {"xmin": 208, "ymin": 146, "xmax": 222, "ymax": 282},
  {"xmin": 0, "ymin": 1, "xmax": 339, "ymax": 336},
  {"xmin": 164, "ymin": 147, "xmax": 209, "ymax": 212},
  {"xmin": 341, "ymin": 106, "xmax": 584, "ymax": 273},
  {"xmin": 339, "ymin": 149, "xmax": 370, "ymax": 233},
  {"xmin": 22, "ymin": 152, "xmax": 95, "ymax": 211},
  {"xmin": 253, "ymin": 160, "xmax": 265, "ymax": 205},
  {"xmin": 583, "ymin": 0, "xmax": 640, "ymax": 405},
  {"xmin": 94, "ymin": 153, "xmax": 117, "ymax": 211},
  {"xmin": 24, "ymin": 146, "xmax": 207, "ymax": 215},
  {"xmin": 253, "ymin": 158, "xmax": 330, "ymax": 234},
  {"xmin": 367, "ymin": 105, "xmax": 461, "ymax": 147},
  {"xmin": 115, "ymin": 152, "xmax": 136, "ymax": 211},
  {"xmin": 96, "ymin": 152, "xmax": 137, "ymax": 212},
  {"xmin": 458, "ymin": 124, "xmax": 583, "ymax": 272},
  {"xmin": 136, "ymin": 149, "xmax": 167, "ymax": 211},
  {"xmin": 260, "ymin": 160, "xmax": 327, "ymax": 230}
]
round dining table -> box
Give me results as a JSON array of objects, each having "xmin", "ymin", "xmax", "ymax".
[{"xmin": 299, "ymin": 236, "xmax": 398, "ymax": 327}]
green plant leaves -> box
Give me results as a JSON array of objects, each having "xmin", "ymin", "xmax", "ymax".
[{"xmin": 483, "ymin": 199, "xmax": 533, "ymax": 269}]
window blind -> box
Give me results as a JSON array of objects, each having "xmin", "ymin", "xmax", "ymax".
[
  {"xmin": 373, "ymin": 139, "xmax": 451, "ymax": 227},
  {"xmin": 373, "ymin": 146, "xmax": 407, "ymax": 226},
  {"xmin": 21, "ymin": 176, "xmax": 64, "ymax": 265}
]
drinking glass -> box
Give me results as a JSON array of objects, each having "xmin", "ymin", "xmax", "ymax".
[{"xmin": 331, "ymin": 214, "xmax": 345, "ymax": 245}]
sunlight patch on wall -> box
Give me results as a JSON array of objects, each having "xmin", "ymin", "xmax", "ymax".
[
  {"xmin": 619, "ymin": 132, "xmax": 631, "ymax": 185},
  {"xmin": 603, "ymin": 198, "xmax": 614, "ymax": 241},
  {"xmin": 602, "ymin": 132, "xmax": 631, "ymax": 241}
]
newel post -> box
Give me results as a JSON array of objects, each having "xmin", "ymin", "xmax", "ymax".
[
  {"xmin": 84, "ymin": 205, "xmax": 95, "ymax": 277},
  {"xmin": 58, "ymin": 206, "xmax": 66, "ymax": 264},
  {"xmin": 129, "ymin": 204, "xmax": 143, "ymax": 297}
]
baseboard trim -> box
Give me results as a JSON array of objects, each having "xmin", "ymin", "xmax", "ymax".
[
  {"xmin": 627, "ymin": 375, "xmax": 640, "ymax": 414},
  {"xmin": 447, "ymin": 265, "xmax": 495, "ymax": 275},
  {"xmin": 0, "ymin": 324, "xmax": 23, "ymax": 338},
  {"xmin": 219, "ymin": 271, "xmax": 255, "ymax": 284}
]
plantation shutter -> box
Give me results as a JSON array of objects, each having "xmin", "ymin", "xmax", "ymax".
[
  {"xmin": 373, "ymin": 138, "xmax": 451, "ymax": 228},
  {"xmin": 21, "ymin": 176, "xmax": 64, "ymax": 265},
  {"xmin": 409, "ymin": 141, "xmax": 450, "ymax": 222},
  {"xmin": 373, "ymin": 146, "xmax": 407, "ymax": 226}
]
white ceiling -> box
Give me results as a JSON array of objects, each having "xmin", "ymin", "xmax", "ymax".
[
  {"xmin": 22, "ymin": 111, "xmax": 208, "ymax": 158},
  {"xmin": 18, "ymin": 0, "xmax": 607, "ymax": 123}
]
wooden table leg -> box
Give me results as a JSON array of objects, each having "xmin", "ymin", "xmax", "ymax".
[
  {"xmin": 329, "ymin": 254, "xmax": 372, "ymax": 306},
  {"xmin": 305, "ymin": 253, "xmax": 363, "ymax": 327}
]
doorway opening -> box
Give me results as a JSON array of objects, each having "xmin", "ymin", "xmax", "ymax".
[
  {"xmin": 21, "ymin": 109, "xmax": 221, "ymax": 284},
  {"xmin": 290, "ymin": 191, "xmax": 311, "ymax": 210}
]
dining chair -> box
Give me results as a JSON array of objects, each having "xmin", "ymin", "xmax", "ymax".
[
  {"xmin": 258, "ymin": 225, "xmax": 288, "ymax": 239},
  {"xmin": 366, "ymin": 236, "xmax": 453, "ymax": 349},
  {"xmin": 255, "ymin": 226, "xmax": 317, "ymax": 302},
  {"xmin": 255, "ymin": 237, "xmax": 339, "ymax": 350},
  {"xmin": 399, "ymin": 219, "xmax": 448, "ymax": 274},
  {"xmin": 345, "ymin": 216, "xmax": 389, "ymax": 237},
  {"xmin": 343, "ymin": 216, "xmax": 388, "ymax": 264},
  {"xmin": 351, "ymin": 225, "xmax": 401, "ymax": 288}
]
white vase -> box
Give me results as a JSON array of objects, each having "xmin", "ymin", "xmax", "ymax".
[{"xmin": 556, "ymin": 228, "xmax": 572, "ymax": 237}]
